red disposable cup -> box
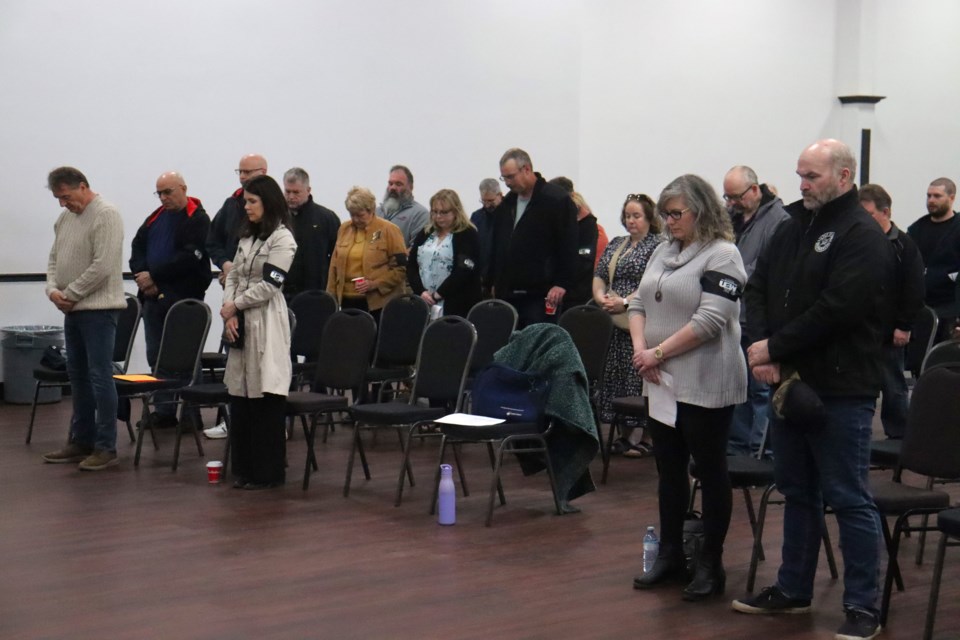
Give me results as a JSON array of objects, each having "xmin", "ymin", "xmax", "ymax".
[
  {"xmin": 545, "ymin": 299, "xmax": 558, "ymax": 315},
  {"xmin": 352, "ymin": 277, "xmax": 366, "ymax": 285},
  {"xmin": 206, "ymin": 460, "xmax": 223, "ymax": 484}
]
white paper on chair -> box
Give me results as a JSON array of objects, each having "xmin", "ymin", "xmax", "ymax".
[
  {"xmin": 434, "ymin": 413, "xmax": 505, "ymax": 426},
  {"xmin": 647, "ymin": 371, "xmax": 677, "ymax": 428}
]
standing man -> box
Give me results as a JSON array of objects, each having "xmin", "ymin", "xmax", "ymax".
[
  {"xmin": 733, "ymin": 140, "xmax": 891, "ymax": 640},
  {"xmin": 282, "ymin": 167, "xmax": 340, "ymax": 301},
  {"xmin": 470, "ymin": 177, "xmax": 502, "ymax": 295},
  {"xmin": 488, "ymin": 148, "xmax": 578, "ymax": 327},
  {"xmin": 723, "ymin": 165, "xmax": 790, "ymax": 457},
  {"xmin": 42, "ymin": 167, "xmax": 126, "ymax": 471},
  {"xmin": 129, "ymin": 171, "xmax": 211, "ymax": 429},
  {"xmin": 860, "ymin": 184, "xmax": 925, "ymax": 439},
  {"xmin": 907, "ymin": 177, "xmax": 960, "ymax": 342},
  {"xmin": 207, "ymin": 154, "xmax": 267, "ymax": 285},
  {"xmin": 376, "ymin": 164, "xmax": 430, "ymax": 248}
]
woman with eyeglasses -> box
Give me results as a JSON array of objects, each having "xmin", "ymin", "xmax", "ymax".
[
  {"xmin": 592, "ymin": 193, "xmax": 662, "ymax": 458},
  {"xmin": 628, "ymin": 175, "xmax": 747, "ymax": 602},
  {"xmin": 407, "ymin": 189, "xmax": 482, "ymax": 317}
]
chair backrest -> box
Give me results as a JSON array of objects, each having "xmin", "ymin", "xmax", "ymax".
[
  {"xmin": 410, "ymin": 316, "xmax": 476, "ymax": 407},
  {"xmin": 288, "ymin": 290, "xmax": 338, "ymax": 361},
  {"xmin": 113, "ymin": 294, "xmax": 142, "ymax": 372},
  {"xmin": 371, "ymin": 293, "xmax": 430, "ymax": 368},
  {"xmin": 920, "ymin": 338, "xmax": 960, "ymax": 374},
  {"xmin": 466, "ymin": 299, "xmax": 518, "ymax": 374},
  {"xmin": 154, "ymin": 299, "xmax": 212, "ymax": 383},
  {"xmin": 907, "ymin": 305, "xmax": 939, "ymax": 375},
  {"xmin": 313, "ymin": 309, "xmax": 378, "ymax": 391},
  {"xmin": 901, "ymin": 366, "xmax": 960, "ymax": 479},
  {"xmin": 558, "ymin": 304, "xmax": 614, "ymax": 387}
]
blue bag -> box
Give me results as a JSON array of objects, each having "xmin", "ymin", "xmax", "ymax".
[{"xmin": 471, "ymin": 363, "xmax": 550, "ymax": 425}]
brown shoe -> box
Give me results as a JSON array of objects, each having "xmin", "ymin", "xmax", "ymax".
[
  {"xmin": 78, "ymin": 450, "xmax": 118, "ymax": 471},
  {"xmin": 42, "ymin": 443, "xmax": 92, "ymax": 464}
]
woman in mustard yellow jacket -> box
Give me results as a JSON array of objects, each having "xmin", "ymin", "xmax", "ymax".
[{"xmin": 327, "ymin": 186, "xmax": 407, "ymax": 321}]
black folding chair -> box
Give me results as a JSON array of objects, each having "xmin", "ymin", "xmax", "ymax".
[
  {"xmin": 362, "ymin": 293, "xmax": 429, "ymax": 401},
  {"xmin": 465, "ymin": 299, "xmax": 518, "ymax": 378},
  {"xmin": 26, "ymin": 294, "xmax": 141, "ymax": 444},
  {"xmin": 923, "ymin": 507, "xmax": 960, "ymax": 640},
  {"xmin": 288, "ymin": 289, "xmax": 338, "ymax": 388}
]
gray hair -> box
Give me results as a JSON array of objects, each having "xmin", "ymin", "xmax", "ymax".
[
  {"xmin": 389, "ymin": 164, "xmax": 414, "ymax": 187},
  {"xmin": 499, "ymin": 147, "xmax": 533, "ymax": 170},
  {"xmin": 47, "ymin": 166, "xmax": 89, "ymax": 190},
  {"xmin": 657, "ymin": 174, "xmax": 734, "ymax": 243},
  {"xmin": 729, "ymin": 165, "xmax": 758, "ymax": 186},
  {"xmin": 827, "ymin": 141, "xmax": 858, "ymax": 178},
  {"xmin": 479, "ymin": 178, "xmax": 500, "ymax": 195},
  {"xmin": 283, "ymin": 167, "xmax": 310, "ymax": 186}
]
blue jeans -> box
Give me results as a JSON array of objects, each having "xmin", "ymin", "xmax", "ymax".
[
  {"xmin": 771, "ymin": 396, "xmax": 882, "ymax": 614},
  {"xmin": 878, "ymin": 344, "xmax": 908, "ymax": 438},
  {"xmin": 65, "ymin": 310, "xmax": 119, "ymax": 452},
  {"xmin": 728, "ymin": 349, "xmax": 771, "ymax": 455}
]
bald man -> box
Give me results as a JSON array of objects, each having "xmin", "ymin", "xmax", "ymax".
[
  {"xmin": 207, "ymin": 154, "xmax": 267, "ymax": 285},
  {"xmin": 130, "ymin": 171, "xmax": 211, "ymax": 428},
  {"xmin": 734, "ymin": 140, "xmax": 892, "ymax": 639}
]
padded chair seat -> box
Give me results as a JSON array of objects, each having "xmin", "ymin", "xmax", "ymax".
[
  {"xmin": 610, "ymin": 396, "xmax": 646, "ymax": 415},
  {"xmin": 33, "ymin": 366, "xmax": 70, "ymax": 384},
  {"xmin": 285, "ymin": 391, "xmax": 348, "ymax": 414},
  {"xmin": 938, "ymin": 508, "xmax": 960, "ymax": 537},
  {"xmin": 440, "ymin": 420, "xmax": 543, "ymax": 441},
  {"xmin": 350, "ymin": 402, "xmax": 447, "ymax": 425},
  {"xmin": 690, "ymin": 455, "xmax": 774, "ymax": 487},
  {"xmin": 179, "ymin": 382, "xmax": 229, "ymax": 403},
  {"xmin": 201, "ymin": 352, "xmax": 228, "ymax": 368},
  {"xmin": 365, "ymin": 366, "xmax": 413, "ymax": 383},
  {"xmin": 292, "ymin": 361, "xmax": 316, "ymax": 376},
  {"xmin": 870, "ymin": 439, "xmax": 902, "ymax": 468},
  {"xmin": 872, "ymin": 482, "xmax": 951, "ymax": 513},
  {"xmin": 115, "ymin": 377, "xmax": 184, "ymax": 395}
]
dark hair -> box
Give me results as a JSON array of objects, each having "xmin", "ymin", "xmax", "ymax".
[
  {"xmin": 859, "ymin": 183, "xmax": 892, "ymax": 212},
  {"xmin": 240, "ymin": 175, "xmax": 291, "ymax": 240},
  {"xmin": 549, "ymin": 176, "xmax": 575, "ymax": 194},
  {"xmin": 47, "ymin": 166, "xmax": 89, "ymax": 191},
  {"xmin": 930, "ymin": 177, "xmax": 957, "ymax": 198},
  {"xmin": 389, "ymin": 164, "xmax": 414, "ymax": 187},
  {"xmin": 621, "ymin": 193, "xmax": 661, "ymax": 234}
]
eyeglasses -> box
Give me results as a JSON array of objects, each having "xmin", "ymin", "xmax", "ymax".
[
  {"xmin": 431, "ymin": 209, "xmax": 454, "ymax": 216},
  {"xmin": 235, "ymin": 168, "xmax": 265, "ymax": 176},
  {"xmin": 659, "ymin": 207, "xmax": 690, "ymax": 220},
  {"xmin": 722, "ymin": 185, "xmax": 754, "ymax": 203},
  {"xmin": 499, "ymin": 172, "xmax": 518, "ymax": 182},
  {"xmin": 154, "ymin": 188, "xmax": 176, "ymax": 198}
]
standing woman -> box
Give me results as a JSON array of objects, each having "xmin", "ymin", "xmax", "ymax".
[
  {"xmin": 628, "ymin": 175, "xmax": 747, "ymax": 600},
  {"xmin": 222, "ymin": 175, "xmax": 297, "ymax": 490},
  {"xmin": 592, "ymin": 193, "xmax": 661, "ymax": 457},
  {"xmin": 407, "ymin": 189, "xmax": 482, "ymax": 317}
]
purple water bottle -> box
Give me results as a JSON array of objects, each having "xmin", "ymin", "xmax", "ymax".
[{"xmin": 438, "ymin": 464, "xmax": 456, "ymax": 525}]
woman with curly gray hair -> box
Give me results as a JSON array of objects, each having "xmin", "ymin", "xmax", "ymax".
[{"xmin": 628, "ymin": 174, "xmax": 747, "ymax": 601}]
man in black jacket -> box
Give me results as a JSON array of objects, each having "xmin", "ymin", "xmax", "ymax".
[
  {"xmin": 130, "ymin": 171, "xmax": 211, "ymax": 427},
  {"xmin": 488, "ymin": 148, "xmax": 578, "ymax": 327},
  {"xmin": 281, "ymin": 167, "xmax": 341, "ymax": 301},
  {"xmin": 733, "ymin": 139, "xmax": 892, "ymax": 640},
  {"xmin": 207, "ymin": 154, "xmax": 267, "ymax": 286},
  {"xmin": 860, "ymin": 183, "xmax": 925, "ymax": 439}
]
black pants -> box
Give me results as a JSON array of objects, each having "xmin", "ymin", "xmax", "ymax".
[
  {"xmin": 648, "ymin": 403, "xmax": 734, "ymax": 560},
  {"xmin": 229, "ymin": 393, "xmax": 286, "ymax": 485},
  {"xmin": 340, "ymin": 296, "xmax": 381, "ymax": 324}
]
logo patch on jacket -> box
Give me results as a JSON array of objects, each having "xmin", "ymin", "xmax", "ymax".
[
  {"xmin": 701, "ymin": 270, "xmax": 743, "ymax": 301},
  {"xmin": 263, "ymin": 262, "xmax": 288, "ymax": 288},
  {"xmin": 814, "ymin": 232, "xmax": 835, "ymax": 253}
]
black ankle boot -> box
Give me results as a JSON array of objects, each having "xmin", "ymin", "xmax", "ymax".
[
  {"xmin": 633, "ymin": 553, "xmax": 689, "ymax": 590},
  {"xmin": 681, "ymin": 557, "xmax": 726, "ymax": 601}
]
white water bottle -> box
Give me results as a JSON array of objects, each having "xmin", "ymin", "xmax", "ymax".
[
  {"xmin": 438, "ymin": 464, "xmax": 456, "ymax": 525},
  {"xmin": 643, "ymin": 526, "xmax": 659, "ymax": 573}
]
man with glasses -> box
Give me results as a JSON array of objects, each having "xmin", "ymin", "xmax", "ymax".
[
  {"xmin": 207, "ymin": 154, "xmax": 267, "ymax": 285},
  {"xmin": 376, "ymin": 164, "xmax": 429, "ymax": 248},
  {"xmin": 488, "ymin": 147, "xmax": 578, "ymax": 327},
  {"xmin": 722, "ymin": 165, "xmax": 789, "ymax": 457},
  {"xmin": 129, "ymin": 171, "xmax": 211, "ymax": 430},
  {"xmin": 469, "ymin": 177, "xmax": 502, "ymax": 296}
]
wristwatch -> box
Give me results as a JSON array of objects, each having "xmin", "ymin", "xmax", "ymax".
[{"xmin": 654, "ymin": 344, "xmax": 665, "ymax": 361}]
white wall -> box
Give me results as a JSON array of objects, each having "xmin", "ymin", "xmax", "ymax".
[{"xmin": 1, "ymin": 0, "xmax": 958, "ymax": 382}]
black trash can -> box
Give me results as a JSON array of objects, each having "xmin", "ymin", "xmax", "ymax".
[{"xmin": 1, "ymin": 325, "xmax": 65, "ymax": 404}]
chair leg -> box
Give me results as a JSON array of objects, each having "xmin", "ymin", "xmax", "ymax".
[
  {"xmin": 429, "ymin": 437, "xmax": 449, "ymax": 516},
  {"xmin": 539, "ymin": 437, "xmax": 563, "ymax": 518},
  {"xmin": 133, "ymin": 399, "xmax": 149, "ymax": 466},
  {"xmin": 395, "ymin": 425, "xmax": 418, "ymax": 507},
  {"xmin": 452, "ymin": 444, "xmax": 469, "ymax": 496},
  {"xmin": 125, "ymin": 418, "xmax": 136, "ymax": 443},
  {"xmin": 396, "ymin": 428, "xmax": 415, "ymax": 488},
  {"xmin": 343, "ymin": 422, "xmax": 361, "ymax": 497},
  {"xmin": 880, "ymin": 516, "xmax": 905, "ymax": 592},
  {"xmin": 600, "ymin": 413, "xmax": 620, "ymax": 485},
  {"xmin": 746, "ymin": 484, "xmax": 777, "ymax": 593},
  {"xmin": 191, "ymin": 406, "xmax": 204, "ymax": 458},
  {"xmin": 820, "ymin": 516, "xmax": 839, "ymax": 579},
  {"xmin": 485, "ymin": 441, "xmax": 505, "ymax": 506},
  {"xmin": 302, "ymin": 418, "xmax": 317, "ymax": 491},
  {"xmin": 172, "ymin": 418, "xmax": 183, "ymax": 472},
  {"xmin": 742, "ymin": 488, "xmax": 765, "ymax": 562},
  {"xmin": 26, "ymin": 380, "xmax": 42, "ymax": 444},
  {"xmin": 923, "ymin": 532, "xmax": 949, "ymax": 640},
  {"xmin": 485, "ymin": 441, "xmax": 509, "ymax": 527},
  {"xmin": 880, "ymin": 514, "xmax": 909, "ymax": 627}
]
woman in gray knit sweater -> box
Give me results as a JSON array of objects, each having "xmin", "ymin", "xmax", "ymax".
[{"xmin": 628, "ymin": 174, "xmax": 747, "ymax": 601}]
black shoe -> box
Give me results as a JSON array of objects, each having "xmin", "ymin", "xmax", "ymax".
[
  {"xmin": 731, "ymin": 585, "xmax": 812, "ymax": 614},
  {"xmin": 835, "ymin": 608, "xmax": 881, "ymax": 640},
  {"xmin": 232, "ymin": 479, "xmax": 249, "ymax": 489},
  {"xmin": 243, "ymin": 481, "xmax": 283, "ymax": 490},
  {"xmin": 633, "ymin": 555, "xmax": 689, "ymax": 589},
  {"xmin": 682, "ymin": 558, "xmax": 725, "ymax": 601}
]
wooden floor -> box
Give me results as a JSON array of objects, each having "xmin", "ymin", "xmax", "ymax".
[{"xmin": 2, "ymin": 399, "xmax": 958, "ymax": 640}]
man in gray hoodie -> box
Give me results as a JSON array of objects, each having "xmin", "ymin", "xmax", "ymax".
[{"xmin": 723, "ymin": 165, "xmax": 789, "ymax": 456}]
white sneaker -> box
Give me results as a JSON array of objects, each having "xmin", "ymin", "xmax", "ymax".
[{"xmin": 203, "ymin": 423, "xmax": 228, "ymax": 439}]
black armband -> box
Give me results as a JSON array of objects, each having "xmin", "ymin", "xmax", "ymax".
[
  {"xmin": 389, "ymin": 252, "xmax": 408, "ymax": 267},
  {"xmin": 263, "ymin": 262, "xmax": 288, "ymax": 288},
  {"xmin": 700, "ymin": 270, "xmax": 743, "ymax": 301}
]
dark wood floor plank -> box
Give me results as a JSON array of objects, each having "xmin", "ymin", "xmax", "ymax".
[{"xmin": 1, "ymin": 399, "xmax": 958, "ymax": 639}]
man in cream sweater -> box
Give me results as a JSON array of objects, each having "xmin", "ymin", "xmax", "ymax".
[{"xmin": 42, "ymin": 167, "xmax": 126, "ymax": 471}]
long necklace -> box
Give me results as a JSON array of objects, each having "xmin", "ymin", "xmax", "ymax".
[{"xmin": 654, "ymin": 267, "xmax": 673, "ymax": 302}]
